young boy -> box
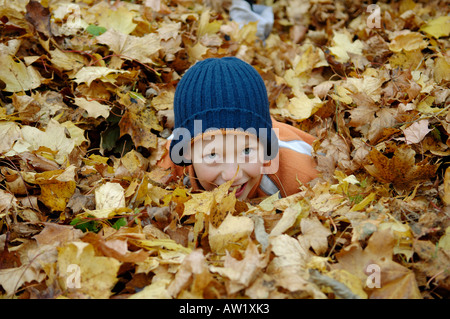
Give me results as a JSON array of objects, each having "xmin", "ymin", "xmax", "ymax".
[{"xmin": 157, "ymin": 57, "xmax": 318, "ymax": 200}]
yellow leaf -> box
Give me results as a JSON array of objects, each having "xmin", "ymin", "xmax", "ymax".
[
  {"xmin": 96, "ymin": 4, "xmax": 137, "ymax": 35},
  {"xmin": 345, "ymin": 74, "xmax": 383, "ymax": 102},
  {"xmin": 330, "ymin": 85, "xmax": 353, "ymax": 104},
  {"xmin": 388, "ymin": 31, "xmax": 428, "ymax": 52},
  {"xmin": 442, "ymin": 167, "xmax": 450, "ymax": 206},
  {"xmin": 269, "ymin": 201, "xmax": 303, "ymax": 237},
  {"xmin": 378, "ymin": 220, "xmax": 414, "ymax": 260},
  {"xmin": 82, "ymin": 207, "xmax": 132, "ymax": 219},
  {"xmin": 417, "ymin": 96, "xmax": 439, "ymax": 114},
  {"xmin": 48, "ymin": 48, "xmax": 87, "ymax": 74},
  {"xmin": 258, "ymin": 191, "xmax": 281, "ymax": 212},
  {"xmin": 350, "ymin": 192, "xmax": 376, "ymax": 212},
  {"xmin": 0, "ymin": 55, "xmax": 42, "ymax": 92},
  {"xmin": 72, "ymin": 66, "xmax": 130, "ymax": 86},
  {"xmin": 294, "ymin": 44, "xmax": 328, "ymax": 75},
  {"xmin": 327, "ymin": 269, "xmax": 368, "ymax": 299},
  {"xmin": 128, "ymin": 279, "xmax": 171, "ymax": 299},
  {"xmin": 61, "ymin": 121, "xmax": 88, "ymax": 147},
  {"xmin": 329, "ymin": 30, "xmax": 364, "ymax": 63},
  {"xmin": 183, "ymin": 191, "xmax": 215, "ymax": 216},
  {"xmin": 209, "ymin": 214, "xmax": 254, "ymax": 253},
  {"xmin": 285, "ymin": 91, "xmax": 323, "ymax": 121},
  {"xmin": 95, "ymin": 182, "xmax": 126, "ymax": 210},
  {"xmin": 438, "ymin": 226, "xmax": 450, "ymax": 250},
  {"xmin": 420, "ymin": 16, "xmax": 450, "ymax": 39},
  {"xmin": 57, "ymin": 242, "xmax": 121, "ymax": 298},
  {"xmin": 434, "ymin": 55, "xmax": 450, "ymax": 83},
  {"xmin": 134, "ymin": 238, "xmax": 192, "ymax": 254},
  {"xmin": 186, "ymin": 42, "xmax": 208, "ymax": 63},
  {"xmin": 197, "ymin": 9, "xmax": 222, "ymax": 37},
  {"xmin": 74, "ymin": 97, "xmax": 110, "ymax": 119},
  {"xmin": 35, "ymin": 167, "xmax": 77, "ymax": 212}
]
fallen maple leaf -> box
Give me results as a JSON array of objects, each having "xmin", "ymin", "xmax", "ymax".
[
  {"xmin": 364, "ymin": 144, "xmax": 437, "ymax": 187},
  {"xmin": 329, "ymin": 29, "xmax": 364, "ymax": 63},
  {"xmin": 267, "ymin": 234, "xmax": 326, "ymax": 298},
  {"xmin": 210, "ymin": 241, "xmax": 267, "ymax": 294},
  {"xmin": 72, "ymin": 66, "xmax": 130, "ymax": 86},
  {"xmin": 96, "ymin": 29, "xmax": 162, "ymax": 64},
  {"xmin": 333, "ymin": 229, "xmax": 422, "ymax": 299}
]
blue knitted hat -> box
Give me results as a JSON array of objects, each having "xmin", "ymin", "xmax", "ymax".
[{"xmin": 169, "ymin": 57, "xmax": 278, "ymax": 165}]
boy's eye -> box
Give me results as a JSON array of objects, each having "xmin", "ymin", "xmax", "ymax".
[
  {"xmin": 242, "ymin": 147, "xmax": 253, "ymax": 156},
  {"xmin": 203, "ymin": 152, "xmax": 219, "ymax": 162}
]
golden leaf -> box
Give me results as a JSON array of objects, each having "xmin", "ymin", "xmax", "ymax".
[
  {"xmin": 57, "ymin": 242, "xmax": 121, "ymax": 298},
  {"xmin": 0, "ymin": 55, "xmax": 42, "ymax": 92}
]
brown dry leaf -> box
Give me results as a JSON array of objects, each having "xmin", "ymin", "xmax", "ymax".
[
  {"xmin": 0, "ymin": 264, "xmax": 46, "ymax": 296},
  {"xmin": 82, "ymin": 232, "xmax": 149, "ymax": 263},
  {"xmin": 413, "ymin": 240, "xmax": 450, "ymax": 291},
  {"xmin": 118, "ymin": 95, "xmax": 163, "ymax": 149},
  {"xmin": 210, "ymin": 241, "xmax": 267, "ymax": 294},
  {"xmin": 333, "ymin": 229, "xmax": 422, "ymax": 299},
  {"xmin": 298, "ymin": 216, "xmax": 331, "ymax": 255},
  {"xmin": 25, "ymin": 0, "xmax": 51, "ymax": 38},
  {"xmin": 364, "ymin": 145, "xmax": 437, "ymax": 187},
  {"xmin": 34, "ymin": 223, "xmax": 83, "ymax": 246}
]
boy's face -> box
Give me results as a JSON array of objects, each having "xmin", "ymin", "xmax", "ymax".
[{"xmin": 190, "ymin": 132, "xmax": 266, "ymax": 200}]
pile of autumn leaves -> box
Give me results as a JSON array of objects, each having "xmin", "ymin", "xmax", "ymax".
[{"xmin": 0, "ymin": 0, "xmax": 449, "ymax": 299}]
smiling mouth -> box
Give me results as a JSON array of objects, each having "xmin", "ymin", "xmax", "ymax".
[{"xmin": 229, "ymin": 182, "xmax": 248, "ymax": 197}]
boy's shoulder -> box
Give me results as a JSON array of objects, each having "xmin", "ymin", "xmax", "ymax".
[{"xmin": 263, "ymin": 118, "xmax": 318, "ymax": 197}]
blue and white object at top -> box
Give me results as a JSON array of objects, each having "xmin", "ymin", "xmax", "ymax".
[{"xmin": 229, "ymin": 0, "xmax": 274, "ymax": 40}]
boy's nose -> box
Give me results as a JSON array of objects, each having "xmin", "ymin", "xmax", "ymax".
[{"xmin": 220, "ymin": 163, "xmax": 242, "ymax": 182}]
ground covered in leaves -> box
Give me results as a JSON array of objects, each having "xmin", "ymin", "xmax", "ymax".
[{"xmin": 0, "ymin": 0, "xmax": 449, "ymax": 299}]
